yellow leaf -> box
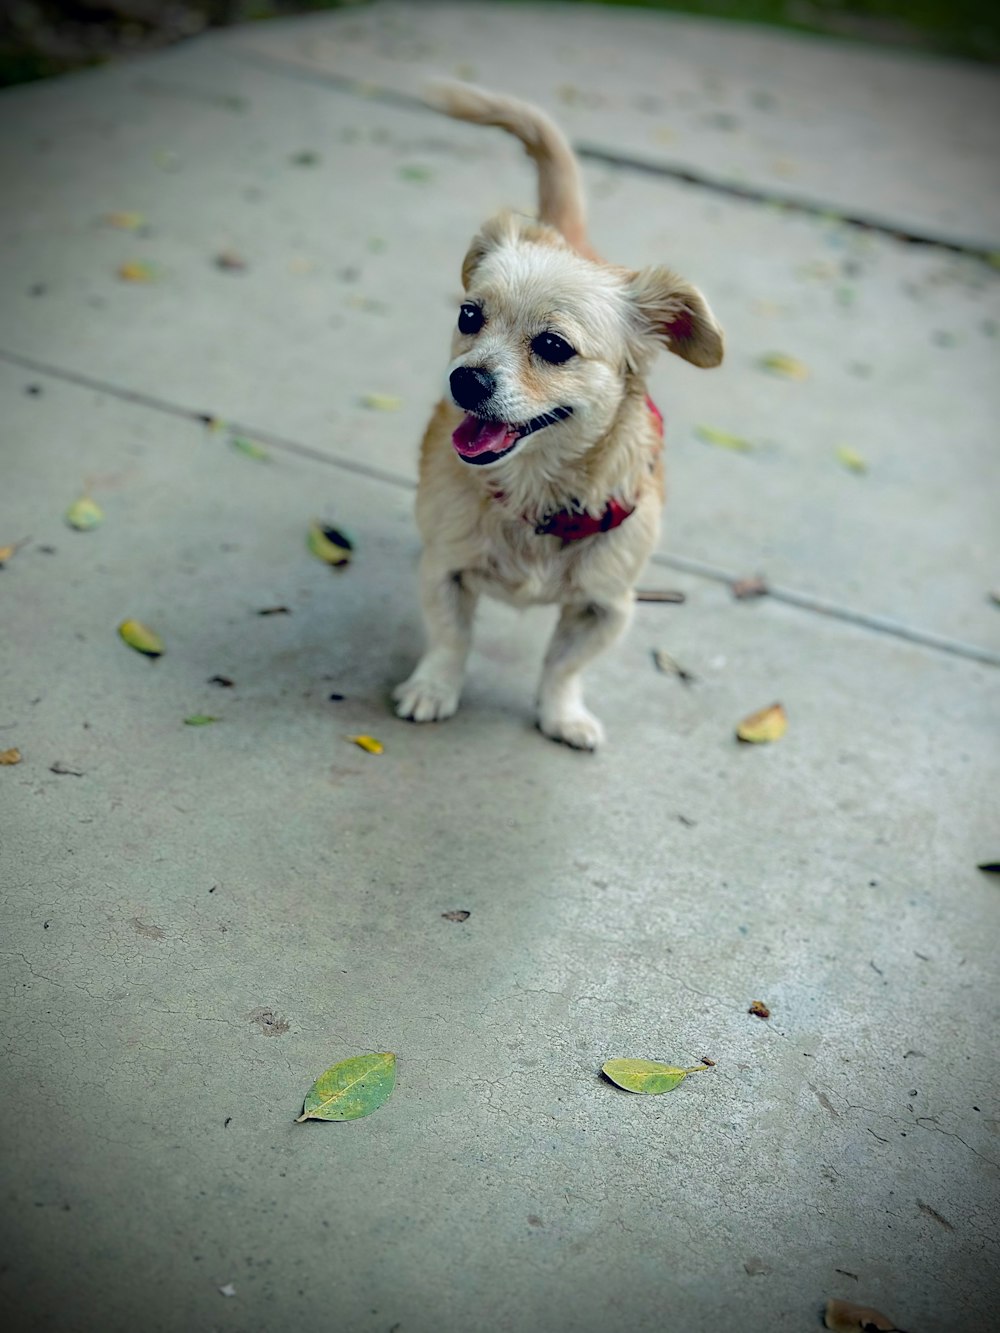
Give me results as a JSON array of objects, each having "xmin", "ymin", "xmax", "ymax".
[
  {"xmin": 349, "ymin": 734, "xmax": 383, "ymax": 755},
  {"xmin": 307, "ymin": 522, "xmax": 353, "ymax": 567},
  {"xmin": 602, "ymin": 1058, "xmax": 712, "ymax": 1095},
  {"xmin": 65, "ymin": 496, "xmax": 104, "ymax": 530},
  {"xmin": 118, "ymin": 261, "xmax": 156, "ymax": 283},
  {"xmin": 694, "ymin": 424, "xmax": 753, "ymax": 452},
  {"xmin": 105, "ymin": 211, "xmax": 145, "ymax": 231},
  {"xmin": 836, "ymin": 445, "xmax": 868, "ymax": 473},
  {"xmin": 0, "ymin": 544, "xmax": 15, "ymax": 563},
  {"xmin": 0, "ymin": 747, "xmax": 22, "ymax": 765},
  {"xmin": 736, "ymin": 702, "xmax": 787, "ymax": 743},
  {"xmin": 760, "ymin": 352, "xmax": 809, "ymax": 380},
  {"xmin": 360, "ymin": 393, "xmax": 402, "ymax": 412},
  {"xmin": 118, "ymin": 619, "xmax": 164, "ymax": 657}
]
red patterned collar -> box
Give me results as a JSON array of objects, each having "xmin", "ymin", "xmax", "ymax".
[{"xmin": 518, "ymin": 395, "xmax": 663, "ymax": 545}]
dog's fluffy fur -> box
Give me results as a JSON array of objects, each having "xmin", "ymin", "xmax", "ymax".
[{"xmin": 394, "ymin": 83, "xmax": 723, "ymax": 749}]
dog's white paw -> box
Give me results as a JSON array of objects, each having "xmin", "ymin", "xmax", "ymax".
[
  {"xmin": 393, "ymin": 673, "xmax": 461, "ymax": 723},
  {"xmin": 538, "ymin": 706, "xmax": 605, "ymax": 751}
]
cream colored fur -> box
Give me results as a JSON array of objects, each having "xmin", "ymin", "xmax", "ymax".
[{"xmin": 394, "ymin": 84, "xmax": 723, "ymax": 749}]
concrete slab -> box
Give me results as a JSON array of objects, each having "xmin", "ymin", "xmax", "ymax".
[
  {"xmin": 1, "ymin": 357, "xmax": 998, "ymax": 1333},
  {"xmin": 232, "ymin": 2, "xmax": 1000, "ymax": 247},
  {"xmin": 0, "ymin": 32, "xmax": 997, "ymax": 652},
  {"xmin": 1, "ymin": 9, "xmax": 999, "ymax": 1332}
]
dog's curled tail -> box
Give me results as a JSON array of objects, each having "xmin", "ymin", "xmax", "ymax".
[{"xmin": 426, "ymin": 81, "xmax": 590, "ymax": 256}]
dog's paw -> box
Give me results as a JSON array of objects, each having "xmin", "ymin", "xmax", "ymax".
[
  {"xmin": 538, "ymin": 706, "xmax": 605, "ymax": 751},
  {"xmin": 393, "ymin": 673, "xmax": 461, "ymax": 723}
]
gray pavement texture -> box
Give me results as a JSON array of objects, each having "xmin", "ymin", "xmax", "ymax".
[{"xmin": 0, "ymin": 5, "xmax": 998, "ymax": 1333}]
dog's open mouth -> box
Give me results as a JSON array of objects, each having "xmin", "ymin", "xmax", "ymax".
[{"xmin": 452, "ymin": 407, "xmax": 572, "ymax": 465}]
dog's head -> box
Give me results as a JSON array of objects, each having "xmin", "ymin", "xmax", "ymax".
[{"xmin": 446, "ymin": 212, "xmax": 723, "ymax": 468}]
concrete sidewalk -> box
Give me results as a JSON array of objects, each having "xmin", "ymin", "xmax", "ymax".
[{"xmin": 1, "ymin": 5, "xmax": 998, "ymax": 1332}]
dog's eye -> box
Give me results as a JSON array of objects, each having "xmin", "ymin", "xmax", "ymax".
[
  {"xmin": 531, "ymin": 332, "xmax": 576, "ymax": 364},
  {"xmin": 458, "ymin": 303, "xmax": 484, "ymax": 335}
]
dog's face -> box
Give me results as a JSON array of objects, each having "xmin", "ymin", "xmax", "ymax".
[{"xmin": 446, "ymin": 213, "xmax": 723, "ymax": 469}]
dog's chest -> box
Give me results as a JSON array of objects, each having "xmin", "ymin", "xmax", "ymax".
[{"xmin": 464, "ymin": 525, "xmax": 581, "ymax": 606}]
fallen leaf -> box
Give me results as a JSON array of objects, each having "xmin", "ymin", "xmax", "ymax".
[
  {"xmin": 184, "ymin": 715, "xmax": 220, "ymax": 726},
  {"xmin": 308, "ymin": 522, "xmax": 353, "ymax": 568},
  {"xmin": 699, "ymin": 1055, "xmax": 717, "ymax": 1067},
  {"xmin": 229, "ymin": 435, "xmax": 270, "ymax": 461},
  {"xmin": 743, "ymin": 1257, "xmax": 772, "ymax": 1276},
  {"xmin": 208, "ymin": 675, "xmax": 234, "ymax": 687},
  {"xmin": 218, "ymin": 1283, "xmax": 237, "ymax": 1298},
  {"xmin": 653, "ymin": 649, "xmax": 696, "ymax": 684},
  {"xmin": 748, "ymin": 1000, "xmax": 771, "ymax": 1019},
  {"xmin": 105, "ymin": 211, "xmax": 146, "ymax": 231},
  {"xmin": 399, "ymin": 164, "xmax": 432, "ymax": 182},
  {"xmin": 977, "ymin": 861, "xmax": 1000, "ymax": 873},
  {"xmin": 760, "ymin": 352, "xmax": 809, "ymax": 380},
  {"xmin": 360, "ymin": 392, "xmax": 402, "ymax": 412},
  {"xmin": 0, "ymin": 545, "xmax": 13, "ymax": 564},
  {"xmin": 49, "ymin": 762, "xmax": 84, "ymax": 776},
  {"xmin": 636, "ymin": 588, "xmax": 685, "ymax": 603},
  {"xmin": 695, "ymin": 424, "xmax": 753, "ymax": 452},
  {"xmin": 824, "ymin": 1297, "xmax": 902, "ymax": 1332},
  {"xmin": 214, "ymin": 250, "xmax": 247, "ymax": 272},
  {"xmin": 117, "ymin": 260, "xmax": 156, "ymax": 283},
  {"xmin": 296, "ymin": 1052, "xmax": 396, "ymax": 1122},
  {"xmin": 836, "ymin": 445, "xmax": 868, "ymax": 473},
  {"xmin": 0, "ymin": 747, "xmax": 22, "ymax": 765},
  {"xmin": 65, "ymin": 496, "xmax": 104, "ymax": 530},
  {"xmin": 118, "ymin": 619, "xmax": 164, "ymax": 657},
  {"xmin": 736, "ymin": 703, "xmax": 787, "ymax": 743},
  {"xmin": 256, "ymin": 606, "xmax": 290, "ymax": 616},
  {"xmin": 601, "ymin": 1057, "xmax": 712, "ymax": 1095},
  {"xmin": 442, "ymin": 910, "xmax": 471, "ymax": 922},
  {"xmin": 348, "ymin": 734, "xmax": 383, "ymax": 755},
  {"xmin": 731, "ymin": 575, "xmax": 769, "ymax": 599}
]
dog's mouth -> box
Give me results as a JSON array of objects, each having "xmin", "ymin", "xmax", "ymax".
[{"xmin": 452, "ymin": 407, "xmax": 573, "ymax": 466}]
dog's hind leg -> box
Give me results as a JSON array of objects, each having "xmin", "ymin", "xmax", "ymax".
[
  {"xmin": 536, "ymin": 595, "xmax": 632, "ymax": 750},
  {"xmin": 394, "ymin": 557, "xmax": 478, "ymax": 723}
]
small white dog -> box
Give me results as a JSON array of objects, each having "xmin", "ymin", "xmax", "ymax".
[{"xmin": 394, "ymin": 84, "xmax": 723, "ymax": 749}]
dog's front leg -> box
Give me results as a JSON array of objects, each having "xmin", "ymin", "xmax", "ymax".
[
  {"xmin": 394, "ymin": 555, "xmax": 478, "ymax": 723},
  {"xmin": 537, "ymin": 596, "xmax": 632, "ymax": 750}
]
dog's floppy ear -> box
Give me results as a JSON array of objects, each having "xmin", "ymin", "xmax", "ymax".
[{"xmin": 626, "ymin": 266, "xmax": 724, "ymax": 368}]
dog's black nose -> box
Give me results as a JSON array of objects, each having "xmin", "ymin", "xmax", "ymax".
[{"xmin": 450, "ymin": 366, "xmax": 496, "ymax": 411}]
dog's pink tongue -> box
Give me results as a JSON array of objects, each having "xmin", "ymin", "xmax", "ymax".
[{"xmin": 453, "ymin": 414, "xmax": 517, "ymax": 458}]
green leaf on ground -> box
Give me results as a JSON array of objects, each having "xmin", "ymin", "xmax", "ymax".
[
  {"xmin": 694, "ymin": 424, "xmax": 753, "ymax": 452},
  {"xmin": 760, "ymin": 352, "xmax": 809, "ymax": 380},
  {"xmin": 836, "ymin": 445, "xmax": 868, "ymax": 473},
  {"xmin": 184, "ymin": 715, "xmax": 220, "ymax": 726},
  {"xmin": 307, "ymin": 522, "xmax": 353, "ymax": 567},
  {"xmin": 229, "ymin": 435, "xmax": 270, "ymax": 461},
  {"xmin": 65, "ymin": 496, "xmax": 104, "ymax": 530},
  {"xmin": 118, "ymin": 260, "xmax": 156, "ymax": 283},
  {"xmin": 602, "ymin": 1058, "xmax": 712, "ymax": 1095},
  {"xmin": 360, "ymin": 392, "xmax": 402, "ymax": 411},
  {"xmin": 296, "ymin": 1052, "xmax": 396, "ymax": 1122},
  {"xmin": 118, "ymin": 619, "xmax": 164, "ymax": 657},
  {"xmin": 105, "ymin": 211, "xmax": 146, "ymax": 231}
]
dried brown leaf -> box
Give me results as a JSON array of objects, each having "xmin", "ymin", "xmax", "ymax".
[
  {"xmin": 0, "ymin": 747, "xmax": 22, "ymax": 766},
  {"xmin": 824, "ymin": 1297, "xmax": 902, "ymax": 1331},
  {"xmin": 748, "ymin": 1000, "xmax": 771, "ymax": 1019}
]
